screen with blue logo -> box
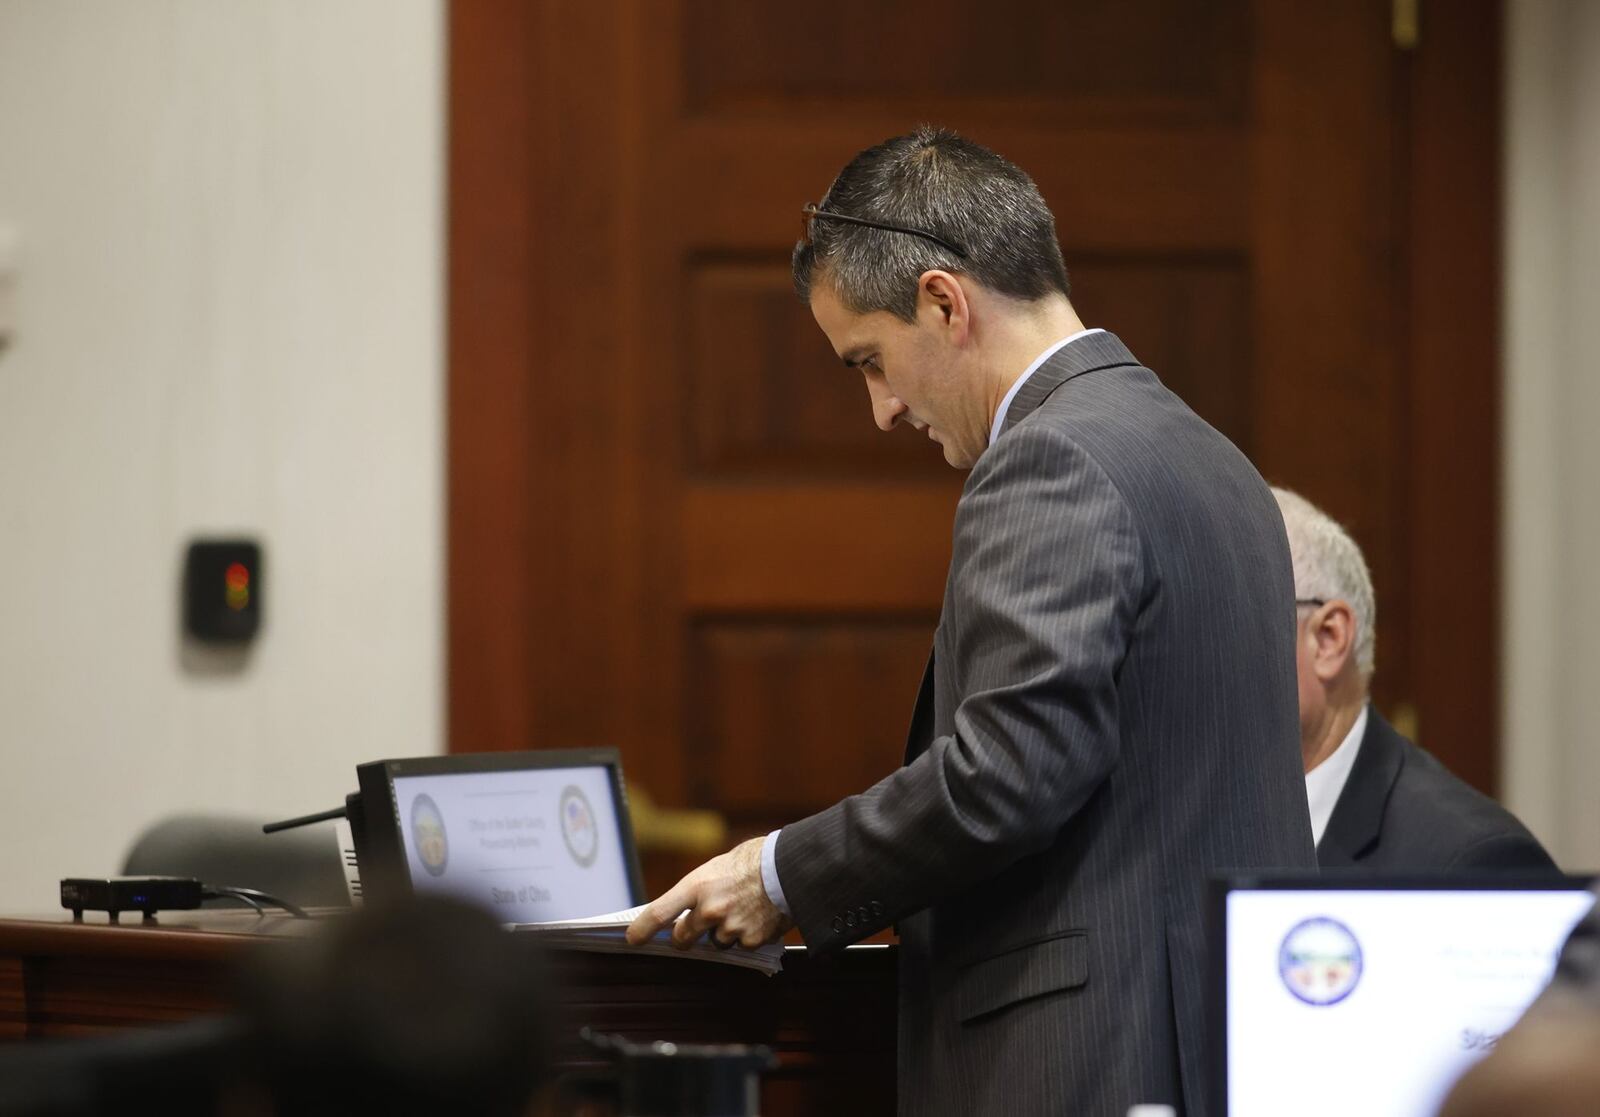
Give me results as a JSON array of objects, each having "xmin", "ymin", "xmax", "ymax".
[
  {"xmin": 1224, "ymin": 884, "xmax": 1595, "ymax": 1117},
  {"xmin": 390, "ymin": 764, "xmax": 635, "ymax": 923}
]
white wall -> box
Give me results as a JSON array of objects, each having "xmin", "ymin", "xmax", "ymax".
[
  {"xmin": 0, "ymin": 1, "xmax": 443, "ymax": 906},
  {"xmin": 1503, "ymin": 0, "xmax": 1600, "ymax": 870}
]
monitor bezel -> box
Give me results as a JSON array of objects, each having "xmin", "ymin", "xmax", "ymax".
[
  {"xmin": 355, "ymin": 747, "xmax": 646, "ymax": 912},
  {"xmin": 1209, "ymin": 871, "xmax": 1597, "ymax": 1117}
]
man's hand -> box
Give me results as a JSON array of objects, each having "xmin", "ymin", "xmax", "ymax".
[{"xmin": 625, "ymin": 835, "xmax": 793, "ymax": 950}]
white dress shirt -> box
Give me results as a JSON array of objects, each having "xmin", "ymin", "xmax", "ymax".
[
  {"xmin": 1304, "ymin": 704, "xmax": 1369, "ymax": 846},
  {"xmin": 987, "ymin": 328, "xmax": 1106, "ymax": 446},
  {"xmin": 761, "ymin": 328, "xmax": 1108, "ymax": 918}
]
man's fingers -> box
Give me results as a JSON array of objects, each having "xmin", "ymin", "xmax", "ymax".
[
  {"xmin": 671, "ymin": 902, "xmax": 718, "ymax": 948},
  {"xmin": 626, "ymin": 882, "xmax": 695, "ymax": 945},
  {"xmin": 625, "ymin": 844, "xmax": 764, "ymax": 951}
]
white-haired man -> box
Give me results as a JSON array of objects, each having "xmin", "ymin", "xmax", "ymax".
[{"xmin": 1273, "ymin": 488, "xmax": 1555, "ymax": 870}]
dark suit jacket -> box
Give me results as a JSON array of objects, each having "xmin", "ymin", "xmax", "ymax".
[
  {"xmin": 775, "ymin": 333, "xmax": 1316, "ymax": 1117},
  {"xmin": 1316, "ymin": 709, "xmax": 1556, "ymax": 871}
]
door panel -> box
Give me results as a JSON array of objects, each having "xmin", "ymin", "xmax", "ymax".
[{"xmin": 450, "ymin": 0, "xmax": 1503, "ymax": 884}]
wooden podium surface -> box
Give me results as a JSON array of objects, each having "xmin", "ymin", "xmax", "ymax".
[{"xmin": 0, "ymin": 910, "xmax": 896, "ymax": 1114}]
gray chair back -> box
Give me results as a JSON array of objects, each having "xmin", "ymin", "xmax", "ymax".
[{"xmin": 122, "ymin": 813, "xmax": 350, "ymax": 909}]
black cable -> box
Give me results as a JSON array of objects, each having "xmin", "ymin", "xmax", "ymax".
[
  {"xmin": 201, "ymin": 886, "xmax": 310, "ymax": 919},
  {"xmin": 204, "ymin": 887, "xmax": 267, "ymax": 917},
  {"xmin": 219, "ymin": 886, "xmax": 309, "ymax": 919}
]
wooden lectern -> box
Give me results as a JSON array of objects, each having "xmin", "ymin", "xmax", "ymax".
[{"xmin": 0, "ymin": 911, "xmax": 895, "ymax": 1115}]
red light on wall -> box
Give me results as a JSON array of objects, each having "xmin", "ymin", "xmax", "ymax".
[{"xmin": 225, "ymin": 562, "xmax": 251, "ymax": 611}]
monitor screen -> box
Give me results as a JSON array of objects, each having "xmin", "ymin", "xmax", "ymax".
[
  {"xmin": 360, "ymin": 749, "xmax": 642, "ymax": 924},
  {"xmin": 1220, "ymin": 878, "xmax": 1595, "ymax": 1117}
]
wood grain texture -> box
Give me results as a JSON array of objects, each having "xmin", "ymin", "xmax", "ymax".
[
  {"xmin": 687, "ymin": 619, "xmax": 935, "ymax": 818},
  {"xmin": 1401, "ymin": 0, "xmax": 1502, "ymax": 792},
  {"xmin": 447, "ymin": 0, "xmax": 537, "ymax": 754},
  {"xmin": 0, "ymin": 957, "xmax": 24, "ymax": 1040},
  {"xmin": 682, "ymin": 0, "xmax": 1249, "ymax": 123}
]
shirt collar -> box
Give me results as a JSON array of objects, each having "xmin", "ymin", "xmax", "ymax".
[
  {"xmin": 1304, "ymin": 704, "xmax": 1370, "ymax": 846},
  {"xmin": 987, "ymin": 328, "xmax": 1106, "ymax": 447}
]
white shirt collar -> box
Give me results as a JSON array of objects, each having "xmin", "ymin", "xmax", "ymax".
[
  {"xmin": 1304, "ymin": 704, "xmax": 1370, "ymax": 846},
  {"xmin": 987, "ymin": 328, "xmax": 1106, "ymax": 447}
]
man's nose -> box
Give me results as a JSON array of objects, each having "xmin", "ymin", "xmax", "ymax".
[{"xmin": 869, "ymin": 385, "xmax": 907, "ymax": 432}]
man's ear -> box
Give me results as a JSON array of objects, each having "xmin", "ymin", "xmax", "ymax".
[
  {"xmin": 1310, "ymin": 600, "xmax": 1358, "ymax": 683},
  {"xmin": 917, "ymin": 270, "xmax": 970, "ymax": 343}
]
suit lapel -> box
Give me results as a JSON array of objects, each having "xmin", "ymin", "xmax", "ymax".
[
  {"xmin": 1000, "ymin": 331, "xmax": 1142, "ymax": 437},
  {"xmin": 1316, "ymin": 708, "xmax": 1407, "ymax": 866}
]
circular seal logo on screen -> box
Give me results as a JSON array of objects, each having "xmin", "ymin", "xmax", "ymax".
[
  {"xmin": 410, "ymin": 793, "xmax": 449, "ymax": 877},
  {"xmin": 1279, "ymin": 916, "xmax": 1363, "ymax": 1006},
  {"xmin": 560, "ymin": 785, "xmax": 599, "ymax": 868}
]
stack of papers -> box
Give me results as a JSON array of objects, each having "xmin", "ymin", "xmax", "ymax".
[{"xmin": 507, "ymin": 903, "xmax": 785, "ymax": 975}]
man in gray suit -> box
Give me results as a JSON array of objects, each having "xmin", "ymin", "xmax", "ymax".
[{"xmin": 630, "ymin": 128, "xmax": 1316, "ymax": 1116}]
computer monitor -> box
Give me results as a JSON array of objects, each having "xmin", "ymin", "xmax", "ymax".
[
  {"xmin": 355, "ymin": 748, "xmax": 644, "ymax": 923},
  {"xmin": 1214, "ymin": 874, "xmax": 1596, "ymax": 1117}
]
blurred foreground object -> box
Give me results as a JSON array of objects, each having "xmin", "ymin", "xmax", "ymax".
[
  {"xmin": 0, "ymin": 896, "xmax": 551, "ymax": 1116},
  {"xmin": 1435, "ymin": 1004, "xmax": 1600, "ymax": 1117},
  {"xmin": 230, "ymin": 895, "xmax": 552, "ymax": 1116},
  {"xmin": 0, "ymin": 1017, "xmax": 241, "ymax": 1116},
  {"xmin": 563, "ymin": 1029, "xmax": 775, "ymax": 1117},
  {"xmin": 1437, "ymin": 888, "xmax": 1600, "ymax": 1117}
]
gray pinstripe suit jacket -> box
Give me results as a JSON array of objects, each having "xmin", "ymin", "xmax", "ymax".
[{"xmin": 775, "ymin": 333, "xmax": 1317, "ymax": 1116}]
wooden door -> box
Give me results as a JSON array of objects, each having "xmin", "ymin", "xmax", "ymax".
[{"xmin": 449, "ymin": 1, "xmax": 1503, "ymax": 881}]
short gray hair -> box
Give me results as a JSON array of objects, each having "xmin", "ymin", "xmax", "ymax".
[
  {"xmin": 791, "ymin": 127, "xmax": 1071, "ymax": 322},
  {"xmin": 1272, "ymin": 487, "xmax": 1377, "ymax": 681}
]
